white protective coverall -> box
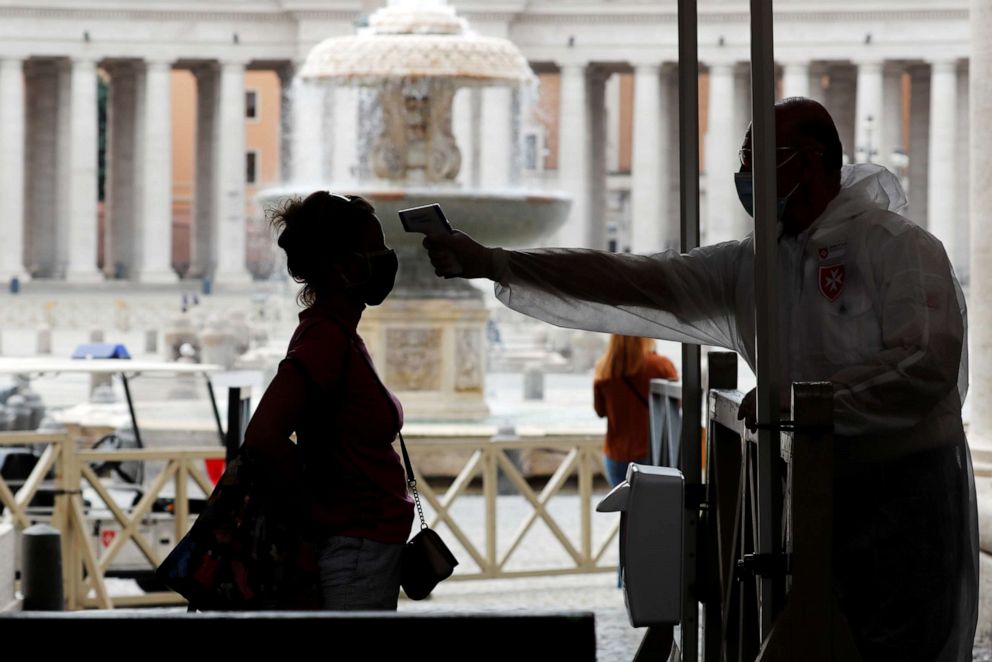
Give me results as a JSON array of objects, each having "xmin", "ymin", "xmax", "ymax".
[{"xmin": 492, "ymin": 164, "xmax": 979, "ymax": 661}]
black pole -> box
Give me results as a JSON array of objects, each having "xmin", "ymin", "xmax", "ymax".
[{"xmin": 120, "ymin": 374, "xmax": 143, "ymax": 448}]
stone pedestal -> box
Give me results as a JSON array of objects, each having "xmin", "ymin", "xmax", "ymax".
[{"xmin": 360, "ymin": 297, "xmax": 489, "ymax": 421}]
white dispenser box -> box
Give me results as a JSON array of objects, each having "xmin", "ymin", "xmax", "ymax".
[{"xmin": 597, "ymin": 463, "xmax": 684, "ymax": 627}]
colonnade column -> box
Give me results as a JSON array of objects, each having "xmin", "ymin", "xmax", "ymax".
[
  {"xmin": 557, "ymin": 63, "xmax": 591, "ymax": 248},
  {"xmin": 64, "ymin": 57, "xmax": 101, "ymax": 282},
  {"xmin": 213, "ymin": 60, "xmax": 251, "ymax": 284},
  {"xmin": 907, "ymin": 65, "xmax": 931, "ymax": 223},
  {"xmin": 289, "ymin": 64, "xmax": 326, "ymax": 184},
  {"xmin": 781, "ymin": 61, "xmax": 810, "ymax": 99},
  {"xmin": 0, "ymin": 58, "xmax": 28, "ymax": 282},
  {"xmin": 880, "ymin": 63, "xmax": 905, "ymax": 172},
  {"xmin": 191, "ymin": 63, "xmax": 218, "ymax": 278},
  {"xmin": 926, "ymin": 60, "xmax": 958, "ymax": 259},
  {"xmin": 969, "ymin": 0, "xmax": 992, "ymax": 473},
  {"xmin": 24, "ymin": 60, "xmax": 60, "ymax": 277},
  {"xmin": 704, "ymin": 62, "xmax": 743, "ymax": 244},
  {"xmin": 630, "ymin": 63, "xmax": 666, "ymax": 253},
  {"xmin": 104, "ymin": 62, "xmax": 137, "ymax": 278},
  {"xmin": 854, "ymin": 60, "xmax": 883, "ymax": 162},
  {"xmin": 134, "ymin": 59, "xmax": 177, "ymax": 283}
]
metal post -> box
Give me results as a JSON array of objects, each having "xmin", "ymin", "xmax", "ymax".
[
  {"xmin": 225, "ymin": 386, "xmax": 251, "ymax": 463},
  {"xmin": 119, "ymin": 374, "xmax": 144, "ymax": 449},
  {"xmin": 749, "ymin": 0, "xmax": 784, "ymax": 638},
  {"xmin": 678, "ymin": 1, "xmax": 703, "ymax": 659}
]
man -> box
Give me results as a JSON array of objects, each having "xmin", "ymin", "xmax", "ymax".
[{"xmin": 423, "ymin": 98, "xmax": 979, "ymax": 661}]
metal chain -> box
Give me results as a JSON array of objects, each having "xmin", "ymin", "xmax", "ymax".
[{"xmin": 408, "ymin": 479, "xmax": 428, "ymax": 530}]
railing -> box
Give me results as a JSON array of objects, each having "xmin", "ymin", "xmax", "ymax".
[
  {"xmin": 649, "ymin": 352, "xmax": 855, "ymax": 661},
  {"xmin": 0, "ymin": 428, "xmax": 616, "ymax": 609}
]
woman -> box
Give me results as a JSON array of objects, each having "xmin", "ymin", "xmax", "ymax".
[
  {"xmin": 242, "ymin": 191, "xmax": 414, "ymax": 610},
  {"xmin": 593, "ymin": 335, "xmax": 678, "ymax": 487}
]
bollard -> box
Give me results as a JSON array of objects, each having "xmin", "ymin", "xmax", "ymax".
[
  {"xmin": 145, "ymin": 329, "xmax": 158, "ymax": 355},
  {"xmin": 493, "ymin": 425, "xmax": 523, "ymax": 495},
  {"xmin": 36, "ymin": 327, "xmax": 51, "ymax": 355},
  {"xmin": 524, "ymin": 364, "xmax": 545, "ymax": 401},
  {"xmin": 8, "ymin": 276, "xmax": 19, "ymax": 294},
  {"xmin": 21, "ymin": 524, "xmax": 63, "ymax": 611}
]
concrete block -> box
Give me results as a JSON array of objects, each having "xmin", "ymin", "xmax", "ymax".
[
  {"xmin": 977, "ymin": 476, "xmax": 992, "ymax": 555},
  {"xmin": 979, "ymin": 551, "xmax": 992, "ymax": 648},
  {"xmin": 35, "ymin": 327, "xmax": 51, "ymax": 355},
  {"xmin": 524, "ymin": 364, "xmax": 544, "ymax": 401},
  {"xmin": 0, "ymin": 524, "xmax": 18, "ymax": 612}
]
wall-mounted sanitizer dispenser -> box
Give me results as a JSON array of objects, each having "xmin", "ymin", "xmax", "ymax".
[{"xmin": 597, "ymin": 463, "xmax": 684, "ymax": 627}]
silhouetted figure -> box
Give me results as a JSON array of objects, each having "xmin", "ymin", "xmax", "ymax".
[
  {"xmin": 424, "ymin": 99, "xmax": 978, "ymax": 661},
  {"xmin": 244, "ymin": 191, "xmax": 413, "ymax": 611}
]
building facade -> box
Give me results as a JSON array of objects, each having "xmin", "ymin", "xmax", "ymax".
[{"xmin": 0, "ymin": 0, "xmax": 971, "ymax": 284}]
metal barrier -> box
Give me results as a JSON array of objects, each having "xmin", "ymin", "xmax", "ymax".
[
  {"xmin": 0, "ymin": 427, "xmax": 615, "ymax": 608},
  {"xmin": 647, "ymin": 352, "xmax": 851, "ymax": 661}
]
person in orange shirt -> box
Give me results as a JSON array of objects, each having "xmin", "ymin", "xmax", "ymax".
[{"xmin": 593, "ymin": 335, "xmax": 679, "ymax": 487}]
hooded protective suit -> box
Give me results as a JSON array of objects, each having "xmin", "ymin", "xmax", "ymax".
[{"xmin": 491, "ymin": 164, "xmax": 979, "ymax": 661}]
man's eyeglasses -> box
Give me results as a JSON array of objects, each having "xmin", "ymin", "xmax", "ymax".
[{"xmin": 737, "ymin": 146, "xmax": 801, "ymax": 169}]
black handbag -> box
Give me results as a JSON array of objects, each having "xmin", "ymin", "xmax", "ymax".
[{"xmin": 397, "ymin": 430, "xmax": 458, "ymax": 600}]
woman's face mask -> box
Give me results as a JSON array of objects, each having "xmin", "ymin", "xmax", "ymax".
[{"xmin": 343, "ymin": 249, "xmax": 398, "ymax": 305}]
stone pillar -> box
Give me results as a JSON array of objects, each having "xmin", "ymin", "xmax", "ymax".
[
  {"xmin": 907, "ymin": 65, "xmax": 931, "ymax": 224},
  {"xmin": 0, "ymin": 58, "xmax": 28, "ymax": 282},
  {"xmin": 604, "ymin": 72, "xmax": 621, "ymax": 174},
  {"xmin": 588, "ymin": 69, "xmax": 608, "ymax": 251},
  {"xmin": 480, "ymin": 86, "xmax": 513, "ymax": 189},
  {"xmin": 854, "ymin": 61, "xmax": 884, "ymax": 163},
  {"xmin": 955, "ymin": 63, "xmax": 971, "ymax": 281},
  {"xmin": 807, "ymin": 62, "xmax": 828, "ymax": 106},
  {"xmin": 880, "ymin": 64, "xmax": 904, "ymax": 173},
  {"xmin": 630, "ymin": 63, "xmax": 666, "ymax": 253},
  {"xmin": 105, "ymin": 62, "xmax": 138, "ymax": 279},
  {"xmin": 781, "ymin": 61, "xmax": 810, "ymax": 99},
  {"xmin": 24, "ymin": 60, "xmax": 60, "ymax": 277},
  {"xmin": 926, "ymin": 60, "xmax": 958, "ymax": 260},
  {"xmin": 133, "ymin": 59, "xmax": 176, "ymax": 283},
  {"xmin": 557, "ymin": 63, "xmax": 591, "ymax": 248},
  {"xmin": 969, "ymin": 0, "xmax": 992, "ymax": 473},
  {"xmin": 827, "ymin": 64, "xmax": 857, "ymax": 163},
  {"xmin": 191, "ymin": 63, "xmax": 218, "ymax": 278},
  {"xmin": 704, "ymin": 62, "xmax": 743, "ymax": 244},
  {"xmin": 213, "ymin": 60, "xmax": 251, "ymax": 284},
  {"xmin": 64, "ymin": 57, "xmax": 101, "ymax": 283},
  {"xmin": 290, "ymin": 72, "xmax": 325, "ymax": 184}
]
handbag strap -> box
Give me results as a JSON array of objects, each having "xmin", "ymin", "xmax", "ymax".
[
  {"xmin": 622, "ymin": 374, "xmax": 650, "ymax": 408},
  {"xmin": 397, "ymin": 431, "xmax": 427, "ymax": 531}
]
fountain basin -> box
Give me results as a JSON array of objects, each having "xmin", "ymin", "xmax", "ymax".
[{"xmin": 258, "ymin": 186, "xmax": 571, "ymax": 249}]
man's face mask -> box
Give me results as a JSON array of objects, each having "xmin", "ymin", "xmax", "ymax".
[
  {"xmin": 734, "ymin": 148, "xmax": 801, "ymax": 220},
  {"xmin": 344, "ymin": 249, "xmax": 398, "ymax": 306}
]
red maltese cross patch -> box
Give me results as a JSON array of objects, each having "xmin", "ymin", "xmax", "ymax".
[{"xmin": 818, "ymin": 265, "xmax": 845, "ymax": 302}]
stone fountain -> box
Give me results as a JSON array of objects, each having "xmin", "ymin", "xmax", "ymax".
[{"xmin": 260, "ymin": 0, "xmax": 570, "ymax": 421}]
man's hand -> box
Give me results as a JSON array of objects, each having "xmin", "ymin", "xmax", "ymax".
[
  {"xmin": 738, "ymin": 388, "xmax": 758, "ymax": 432},
  {"xmin": 737, "ymin": 386, "xmax": 793, "ymax": 433},
  {"xmin": 422, "ymin": 230, "xmax": 496, "ymax": 280}
]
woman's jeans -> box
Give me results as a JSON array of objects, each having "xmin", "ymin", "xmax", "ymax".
[
  {"xmin": 604, "ymin": 455, "xmax": 649, "ymax": 488},
  {"xmin": 318, "ymin": 535, "xmax": 405, "ymax": 610}
]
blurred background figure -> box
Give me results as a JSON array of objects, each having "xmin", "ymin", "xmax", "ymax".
[{"xmin": 593, "ymin": 335, "xmax": 678, "ymax": 488}]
